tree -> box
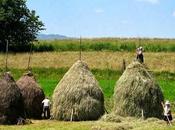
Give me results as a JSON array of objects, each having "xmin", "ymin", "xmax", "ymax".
[{"xmin": 0, "ymin": 0, "xmax": 44, "ymax": 52}]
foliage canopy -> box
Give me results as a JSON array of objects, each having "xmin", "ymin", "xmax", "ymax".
[{"xmin": 0, "ymin": 0, "xmax": 44, "ymax": 52}]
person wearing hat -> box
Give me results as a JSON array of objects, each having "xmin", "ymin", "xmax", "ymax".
[
  {"xmin": 162, "ymin": 100, "xmax": 172, "ymax": 125},
  {"xmin": 136, "ymin": 46, "xmax": 144, "ymax": 63}
]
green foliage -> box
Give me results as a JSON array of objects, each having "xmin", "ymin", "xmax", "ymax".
[
  {"xmin": 0, "ymin": 0, "xmax": 44, "ymax": 52},
  {"xmin": 34, "ymin": 38, "xmax": 175, "ymax": 52},
  {"xmin": 33, "ymin": 44, "xmax": 54, "ymax": 52}
]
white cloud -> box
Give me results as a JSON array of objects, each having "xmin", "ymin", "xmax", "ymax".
[
  {"xmin": 173, "ymin": 11, "xmax": 175, "ymax": 17},
  {"xmin": 95, "ymin": 9, "xmax": 104, "ymax": 14},
  {"xmin": 136, "ymin": 0, "xmax": 159, "ymax": 4}
]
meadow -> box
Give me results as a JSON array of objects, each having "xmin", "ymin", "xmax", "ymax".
[
  {"xmin": 0, "ymin": 39, "xmax": 175, "ymax": 130},
  {"xmin": 1, "ymin": 51, "xmax": 175, "ymax": 72}
]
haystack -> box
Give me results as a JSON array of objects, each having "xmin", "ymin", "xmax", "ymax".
[
  {"xmin": 52, "ymin": 60, "xmax": 105, "ymax": 121},
  {"xmin": 113, "ymin": 61, "xmax": 164, "ymax": 118},
  {"xmin": 17, "ymin": 71, "xmax": 45, "ymax": 119},
  {"xmin": 0, "ymin": 72, "xmax": 24, "ymax": 124}
]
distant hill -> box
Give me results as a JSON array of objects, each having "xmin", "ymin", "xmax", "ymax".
[{"xmin": 37, "ymin": 34, "xmax": 68, "ymax": 40}]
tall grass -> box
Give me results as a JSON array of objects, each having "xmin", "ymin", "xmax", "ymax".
[
  {"xmin": 1, "ymin": 52, "xmax": 175, "ymax": 72},
  {"xmin": 33, "ymin": 38, "xmax": 175, "ymax": 52}
]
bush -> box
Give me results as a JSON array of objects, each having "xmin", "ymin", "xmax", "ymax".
[{"xmin": 7, "ymin": 38, "xmax": 175, "ymax": 52}]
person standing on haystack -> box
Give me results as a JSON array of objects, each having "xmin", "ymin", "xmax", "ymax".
[
  {"xmin": 136, "ymin": 46, "xmax": 144, "ymax": 63},
  {"xmin": 42, "ymin": 97, "xmax": 51, "ymax": 119},
  {"xmin": 162, "ymin": 100, "xmax": 173, "ymax": 125}
]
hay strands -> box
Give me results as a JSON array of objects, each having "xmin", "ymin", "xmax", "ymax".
[
  {"xmin": 113, "ymin": 61, "xmax": 164, "ymax": 118},
  {"xmin": 52, "ymin": 60, "xmax": 105, "ymax": 121}
]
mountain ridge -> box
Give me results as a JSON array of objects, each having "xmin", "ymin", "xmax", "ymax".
[{"xmin": 37, "ymin": 34, "xmax": 68, "ymax": 40}]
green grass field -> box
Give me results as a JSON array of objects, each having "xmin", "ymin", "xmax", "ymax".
[{"xmin": 33, "ymin": 38, "xmax": 175, "ymax": 52}]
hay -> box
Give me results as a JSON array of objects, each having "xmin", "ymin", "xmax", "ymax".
[
  {"xmin": 113, "ymin": 61, "xmax": 164, "ymax": 119},
  {"xmin": 0, "ymin": 72, "xmax": 24, "ymax": 124},
  {"xmin": 146, "ymin": 117, "xmax": 160, "ymax": 122},
  {"xmin": 52, "ymin": 60, "xmax": 105, "ymax": 121},
  {"xmin": 17, "ymin": 71, "xmax": 45, "ymax": 119},
  {"xmin": 101, "ymin": 113, "xmax": 122, "ymax": 123}
]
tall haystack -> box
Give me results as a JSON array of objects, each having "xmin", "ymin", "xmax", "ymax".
[
  {"xmin": 113, "ymin": 61, "xmax": 164, "ymax": 119},
  {"xmin": 0, "ymin": 72, "xmax": 24, "ymax": 124},
  {"xmin": 52, "ymin": 60, "xmax": 105, "ymax": 121},
  {"xmin": 17, "ymin": 72, "xmax": 45, "ymax": 119}
]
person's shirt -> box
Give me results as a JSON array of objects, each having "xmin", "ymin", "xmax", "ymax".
[
  {"xmin": 138, "ymin": 50, "xmax": 143, "ymax": 55},
  {"xmin": 164, "ymin": 106, "xmax": 171, "ymax": 116},
  {"xmin": 42, "ymin": 99, "xmax": 50, "ymax": 107},
  {"xmin": 136, "ymin": 48, "xmax": 139, "ymax": 54}
]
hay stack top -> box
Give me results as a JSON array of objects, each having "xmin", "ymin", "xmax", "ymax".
[
  {"xmin": 52, "ymin": 60, "xmax": 104, "ymax": 121},
  {"xmin": 17, "ymin": 71, "xmax": 45, "ymax": 119},
  {"xmin": 113, "ymin": 61, "xmax": 164, "ymax": 118},
  {"xmin": 17, "ymin": 71, "xmax": 39, "ymax": 90}
]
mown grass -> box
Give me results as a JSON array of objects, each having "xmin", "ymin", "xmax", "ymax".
[
  {"xmin": 1, "ymin": 117, "xmax": 175, "ymax": 130},
  {"xmin": 33, "ymin": 38, "xmax": 175, "ymax": 52},
  {"xmin": 0, "ymin": 120, "xmax": 92, "ymax": 130}
]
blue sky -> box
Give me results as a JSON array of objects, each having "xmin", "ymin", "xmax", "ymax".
[{"xmin": 27, "ymin": 0, "xmax": 175, "ymax": 38}]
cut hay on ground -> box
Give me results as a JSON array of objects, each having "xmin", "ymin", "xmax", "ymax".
[
  {"xmin": 100, "ymin": 113, "xmax": 122, "ymax": 123},
  {"xmin": 95, "ymin": 113, "xmax": 164, "ymax": 130},
  {"xmin": 0, "ymin": 72, "xmax": 24, "ymax": 124},
  {"xmin": 17, "ymin": 71, "xmax": 45, "ymax": 119},
  {"xmin": 52, "ymin": 60, "xmax": 105, "ymax": 121},
  {"xmin": 113, "ymin": 61, "xmax": 164, "ymax": 119}
]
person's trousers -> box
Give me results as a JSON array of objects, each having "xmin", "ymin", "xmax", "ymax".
[{"xmin": 43, "ymin": 106, "xmax": 50, "ymax": 119}]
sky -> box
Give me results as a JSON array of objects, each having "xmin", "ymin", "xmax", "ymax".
[{"xmin": 27, "ymin": 0, "xmax": 175, "ymax": 38}]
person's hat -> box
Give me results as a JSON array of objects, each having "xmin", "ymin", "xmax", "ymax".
[
  {"xmin": 139, "ymin": 46, "xmax": 143, "ymax": 50},
  {"xmin": 165, "ymin": 100, "xmax": 170, "ymax": 105}
]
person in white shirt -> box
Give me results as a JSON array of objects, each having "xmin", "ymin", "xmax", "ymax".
[
  {"xmin": 42, "ymin": 97, "xmax": 51, "ymax": 119},
  {"xmin": 162, "ymin": 100, "xmax": 172, "ymax": 125}
]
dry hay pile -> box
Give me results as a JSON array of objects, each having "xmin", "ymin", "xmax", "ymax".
[
  {"xmin": 0, "ymin": 72, "xmax": 24, "ymax": 124},
  {"xmin": 95, "ymin": 114, "xmax": 162, "ymax": 130},
  {"xmin": 52, "ymin": 60, "xmax": 105, "ymax": 121},
  {"xmin": 113, "ymin": 61, "xmax": 164, "ymax": 119},
  {"xmin": 17, "ymin": 72, "xmax": 45, "ymax": 119},
  {"xmin": 100, "ymin": 113, "xmax": 122, "ymax": 123}
]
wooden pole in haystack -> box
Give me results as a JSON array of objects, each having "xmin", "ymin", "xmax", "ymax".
[
  {"xmin": 70, "ymin": 108, "xmax": 74, "ymax": 121},
  {"xmin": 79, "ymin": 36, "xmax": 82, "ymax": 61},
  {"xmin": 5, "ymin": 40, "xmax": 9, "ymax": 72},
  {"xmin": 107, "ymin": 62, "xmax": 110, "ymax": 88},
  {"xmin": 122, "ymin": 59, "xmax": 126, "ymax": 73},
  {"xmin": 27, "ymin": 42, "xmax": 33, "ymax": 71}
]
